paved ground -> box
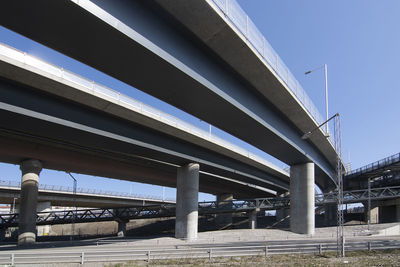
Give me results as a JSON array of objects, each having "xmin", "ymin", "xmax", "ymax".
[
  {"xmin": 0, "ymin": 223, "xmax": 398, "ymax": 266},
  {"xmin": 1, "ymin": 223, "xmax": 399, "ymax": 250}
]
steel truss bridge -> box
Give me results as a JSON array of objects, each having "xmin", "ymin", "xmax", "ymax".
[{"xmin": 1, "ymin": 186, "xmax": 399, "ymax": 229}]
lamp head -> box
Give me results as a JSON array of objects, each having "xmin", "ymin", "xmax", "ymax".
[{"xmin": 301, "ymin": 131, "xmax": 312, "ymax": 140}]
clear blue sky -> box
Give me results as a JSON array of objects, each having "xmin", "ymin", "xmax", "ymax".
[
  {"xmin": 237, "ymin": 0, "xmax": 400, "ymax": 168},
  {"xmin": 0, "ymin": 1, "xmax": 399, "ymax": 200}
]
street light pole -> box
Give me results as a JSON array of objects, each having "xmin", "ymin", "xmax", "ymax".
[{"xmin": 305, "ymin": 64, "xmax": 329, "ymax": 135}]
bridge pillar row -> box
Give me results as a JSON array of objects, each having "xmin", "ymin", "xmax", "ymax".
[
  {"xmin": 216, "ymin": 193, "xmax": 233, "ymax": 229},
  {"xmin": 290, "ymin": 162, "xmax": 315, "ymax": 235},
  {"xmin": 18, "ymin": 159, "xmax": 42, "ymax": 246},
  {"xmin": 175, "ymin": 163, "xmax": 199, "ymax": 241}
]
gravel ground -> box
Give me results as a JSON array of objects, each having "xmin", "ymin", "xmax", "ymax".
[{"xmin": 106, "ymin": 249, "xmax": 400, "ymax": 267}]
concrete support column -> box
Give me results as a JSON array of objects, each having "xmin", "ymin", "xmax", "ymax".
[
  {"xmin": 249, "ymin": 209, "xmax": 257, "ymax": 229},
  {"xmin": 364, "ymin": 203, "xmax": 379, "ymax": 224},
  {"xmin": 175, "ymin": 163, "xmax": 199, "ymax": 241},
  {"xmin": 290, "ymin": 163, "xmax": 315, "ymax": 235},
  {"xmin": 216, "ymin": 193, "xmax": 233, "ymax": 229},
  {"xmin": 117, "ymin": 221, "xmax": 127, "ymax": 237},
  {"xmin": 396, "ymin": 200, "xmax": 400, "ymax": 222},
  {"xmin": 324, "ymin": 204, "xmax": 338, "ymax": 227},
  {"xmin": 276, "ymin": 208, "xmax": 289, "ymax": 222},
  {"xmin": 18, "ymin": 159, "xmax": 42, "ymax": 245}
]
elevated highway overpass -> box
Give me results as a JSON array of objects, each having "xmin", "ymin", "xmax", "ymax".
[
  {"xmin": 0, "ymin": 0, "xmax": 341, "ymax": 242},
  {"xmin": 0, "ymin": 42, "xmax": 291, "ymax": 243},
  {"xmin": 0, "ymin": 0, "xmax": 338, "ymax": 186},
  {"xmin": 0, "ymin": 43, "xmax": 289, "ymax": 198},
  {"xmin": 0, "ymin": 181, "xmax": 174, "ymax": 208}
]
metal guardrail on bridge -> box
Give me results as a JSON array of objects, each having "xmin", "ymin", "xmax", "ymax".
[
  {"xmin": 210, "ymin": 0, "xmax": 330, "ymax": 138},
  {"xmin": 0, "ymin": 180, "xmax": 174, "ymax": 202},
  {"xmin": 345, "ymin": 153, "xmax": 400, "ymax": 178}
]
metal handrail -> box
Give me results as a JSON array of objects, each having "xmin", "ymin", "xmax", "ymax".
[
  {"xmin": 0, "ymin": 180, "xmax": 175, "ymax": 202},
  {"xmin": 210, "ymin": 0, "xmax": 329, "ymax": 140},
  {"xmin": 0, "ymin": 42, "xmax": 287, "ymax": 177},
  {"xmin": 346, "ymin": 153, "xmax": 400, "ymax": 177}
]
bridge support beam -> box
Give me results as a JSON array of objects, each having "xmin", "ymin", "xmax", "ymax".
[
  {"xmin": 290, "ymin": 163, "xmax": 315, "ymax": 235},
  {"xmin": 249, "ymin": 209, "xmax": 257, "ymax": 229},
  {"xmin": 216, "ymin": 193, "xmax": 233, "ymax": 229},
  {"xmin": 18, "ymin": 159, "xmax": 42, "ymax": 245},
  {"xmin": 175, "ymin": 163, "xmax": 199, "ymax": 241}
]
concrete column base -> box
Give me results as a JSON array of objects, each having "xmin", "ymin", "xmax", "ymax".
[
  {"xmin": 18, "ymin": 232, "xmax": 36, "ymax": 245},
  {"xmin": 175, "ymin": 163, "xmax": 199, "ymax": 241},
  {"xmin": 290, "ymin": 163, "xmax": 315, "ymax": 235},
  {"xmin": 18, "ymin": 159, "xmax": 42, "ymax": 246}
]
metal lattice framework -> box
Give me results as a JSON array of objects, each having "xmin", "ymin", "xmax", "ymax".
[
  {"xmin": 0, "ymin": 186, "xmax": 399, "ymax": 229},
  {"xmin": 334, "ymin": 114, "xmax": 345, "ymax": 257}
]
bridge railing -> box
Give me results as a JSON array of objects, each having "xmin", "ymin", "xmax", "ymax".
[
  {"xmin": 210, "ymin": 0, "xmax": 329, "ymax": 139},
  {"xmin": 0, "ymin": 42, "xmax": 288, "ymax": 177},
  {"xmin": 346, "ymin": 152, "xmax": 400, "ymax": 177},
  {"xmin": 0, "ymin": 180, "xmax": 175, "ymax": 202}
]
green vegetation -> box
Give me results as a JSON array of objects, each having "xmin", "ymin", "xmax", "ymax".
[{"xmin": 106, "ymin": 249, "xmax": 400, "ymax": 266}]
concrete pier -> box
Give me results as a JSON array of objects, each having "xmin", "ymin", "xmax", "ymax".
[
  {"xmin": 324, "ymin": 204, "xmax": 338, "ymax": 226},
  {"xmin": 117, "ymin": 221, "xmax": 127, "ymax": 237},
  {"xmin": 397, "ymin": 201, "xmax": 400, "ymax": 222},
  {"xmin": 216, "ymin": 193, "xmax": 233, "ymax": 229},
  {"xmin": 18, "ymin": 159, "xmax": 42, "ymax": 245},
  {"xmin": 364, "ymin": 202, "xmax": 379, "ymax": 224},
  {"xmin": 290, "ymin": 163, "xmax": 315, "ymax": 235},
  {"xmin": 175, "ymin": 163, "xmax": 199, "ymax": 241},
  {"xmin": 249, "ymin": 209, "xmax": 257, "ymax": 229}
]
